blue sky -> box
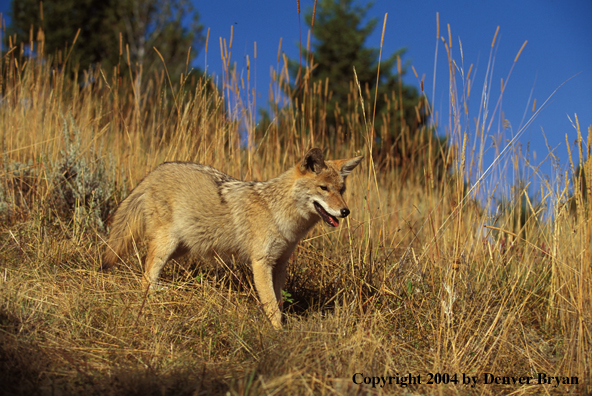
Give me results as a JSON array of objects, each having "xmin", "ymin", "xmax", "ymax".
[
  {"xmin": 191, "ymin": 0, "xmax": 592, "ymax": 197},
  {"xmin": 2, "ymin": 0, "xmax": 591, "ymax": 196}
]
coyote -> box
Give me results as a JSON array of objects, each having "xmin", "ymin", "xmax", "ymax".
[{"xmin": 103, "ymin": 148, "xmax": 363, "ymax": 328}]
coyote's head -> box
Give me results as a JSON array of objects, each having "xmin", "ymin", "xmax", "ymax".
[{"xmin": 296, "ymin": 148, "xmax": 363, "ymax": 227}]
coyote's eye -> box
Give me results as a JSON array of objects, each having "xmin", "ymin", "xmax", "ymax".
[{"xmin": 319, "ymin": 186, "xmax": 328, "ymax": 191}]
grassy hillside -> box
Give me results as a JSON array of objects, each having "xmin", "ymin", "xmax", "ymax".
[{"xmin": 0, "ymin": 24, "xmax": 590, "ymax": 395}]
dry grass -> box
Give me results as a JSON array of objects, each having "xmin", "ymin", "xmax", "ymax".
[{"xmin": 0, "ymin": 21, "xmax": 590, "ymax": 395}]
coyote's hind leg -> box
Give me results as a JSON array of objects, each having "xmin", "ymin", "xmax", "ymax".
[{"xmin": 142, "ymin": 230, "xmax": 179, "ymax": 290}]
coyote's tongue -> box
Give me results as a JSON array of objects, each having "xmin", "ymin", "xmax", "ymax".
[{"xmin": 313, "ymin": 202, "xmax": 339, "ymax": 227}]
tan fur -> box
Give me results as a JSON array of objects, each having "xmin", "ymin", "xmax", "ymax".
[{"xmin": 103, "ymin": 148, "xmax": 363, "ymax": 328}]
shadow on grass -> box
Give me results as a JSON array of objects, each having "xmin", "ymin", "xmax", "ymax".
[{"xmin": 0, "ymin": 311, "xmax": 231, "ymax": 396}]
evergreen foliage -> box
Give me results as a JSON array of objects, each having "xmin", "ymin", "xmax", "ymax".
[
  {"xmin": 291, "ymin": 0, "xmax": 423, "ymax": 135},
  {"xmin": 8, "ymin": 0, "xmax": 204, "ymax": 81}
]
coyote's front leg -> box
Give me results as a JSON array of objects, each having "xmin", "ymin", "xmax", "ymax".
[{"xmin": 251, "ymin": 258, "xmax": 282, "ymax": 328}]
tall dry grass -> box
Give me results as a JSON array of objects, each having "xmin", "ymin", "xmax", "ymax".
[{"xmin": 0, "ymin": 15, "xmax": 590, "ymax": 395}]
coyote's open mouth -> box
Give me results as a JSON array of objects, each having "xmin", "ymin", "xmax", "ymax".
[{"xmin": 314, "ymin": 201, "xmax": 339, "ymax": 227}]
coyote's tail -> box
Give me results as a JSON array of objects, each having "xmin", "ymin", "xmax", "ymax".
[{"xmin": 102, "ymin": 190, "xmax": 146, "ymax": 270}]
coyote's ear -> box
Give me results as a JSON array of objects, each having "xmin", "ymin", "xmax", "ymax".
[
  {"xmin": 300, "ymin": 148, "xmax": 327, "ymax": 174},
  {"xmin": 336, "ymin": 156, "xmax": 363, "ymax": 178}
]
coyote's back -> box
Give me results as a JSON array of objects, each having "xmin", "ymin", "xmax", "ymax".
[{"xmin": 103, "ymin": 149, "xmax": 363, "ymax": 328}]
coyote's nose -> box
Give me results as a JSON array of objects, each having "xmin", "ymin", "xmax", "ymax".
[{"xmin": 341, "ymin": 208, "xmax": 350, "ymax": 217}]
